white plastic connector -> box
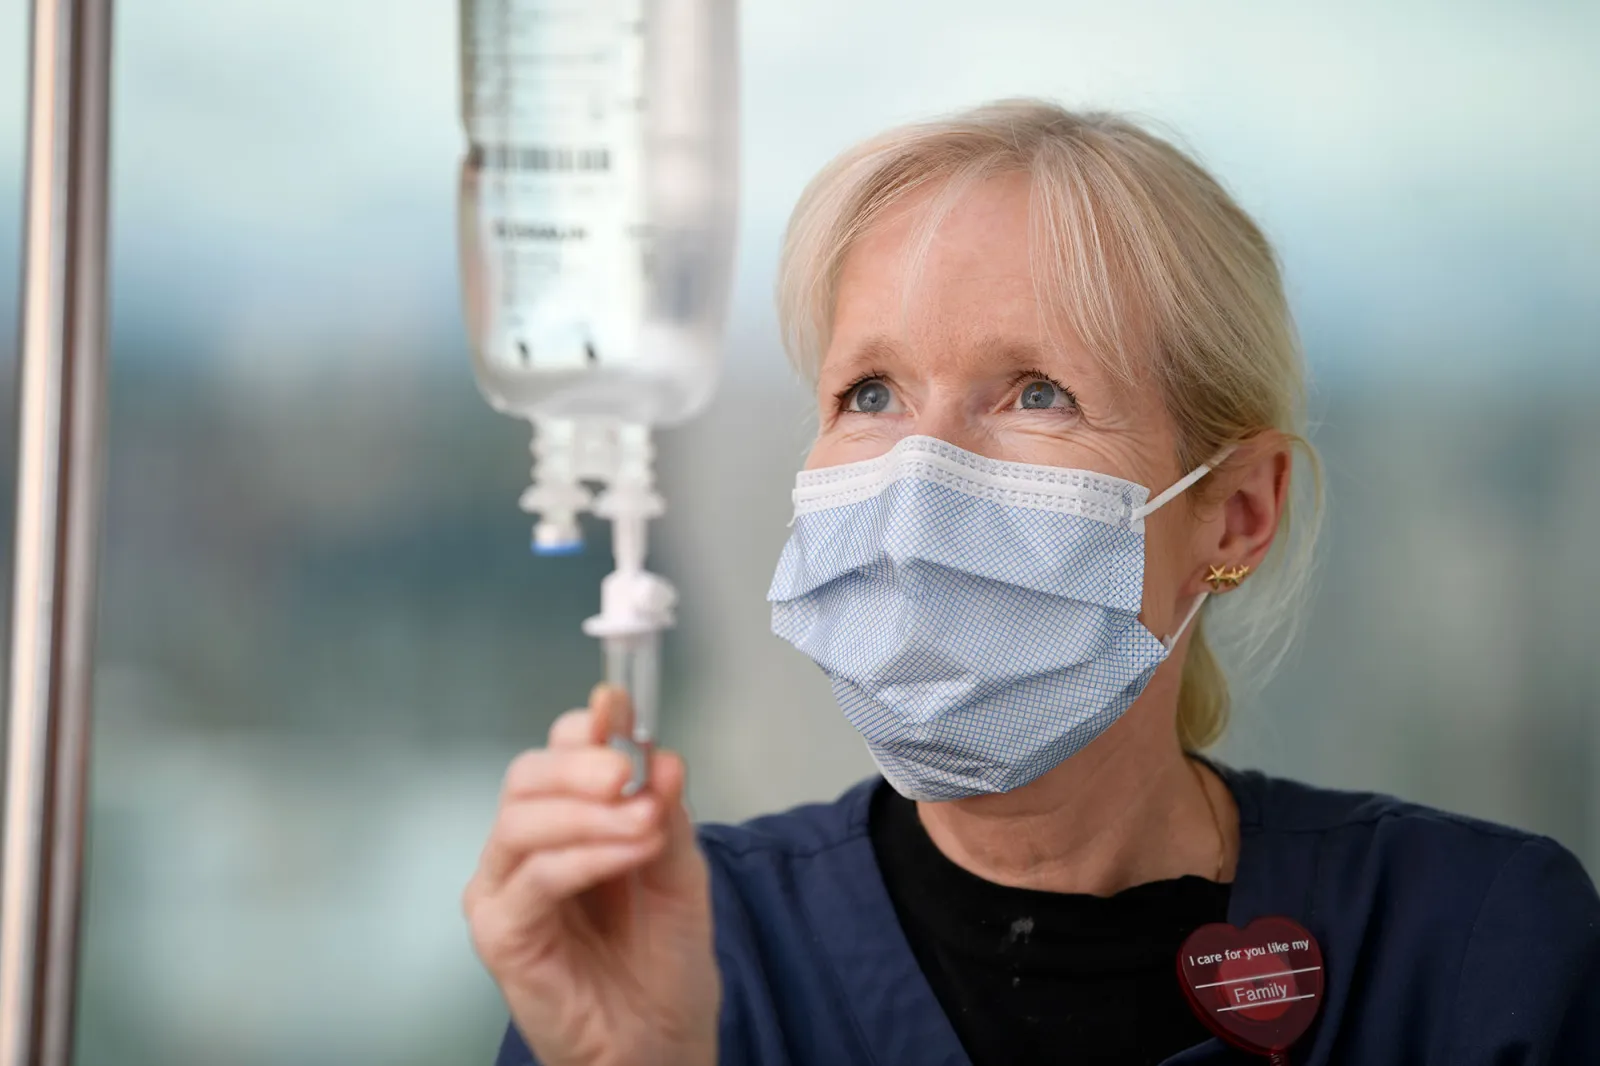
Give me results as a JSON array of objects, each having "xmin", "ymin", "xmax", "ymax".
[
  {"xmin": 582, "ymin": 569, "xmax": 677, "ymax": 638},
  {"xmin": 519, "ymin": 418, "xmax": 594, "ymax": 554},
  {"xmin": 590, "ymin": 424, "xmax": 665, "ymax": 572},
  {"xmin": 571, "ymin": 420, "xmax": 619, "ymax": 483},
  {"xmin": 583, "ymin": 426, "xmax": 676, "ymax": 636}
]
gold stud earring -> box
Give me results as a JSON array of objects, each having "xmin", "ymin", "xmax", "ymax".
[{"xmin": 1206, "ymin": 564, "xmax": 1252, "ymax": 591}]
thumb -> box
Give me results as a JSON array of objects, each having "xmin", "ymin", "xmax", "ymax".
[{"xmin": 639, "ymin": 749, "xmax": 706, "ymax": 896}]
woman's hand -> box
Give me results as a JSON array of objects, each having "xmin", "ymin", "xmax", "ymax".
[{"xmin": 464, "ymin": 685, "xmax": 719, "ymax": 1066}]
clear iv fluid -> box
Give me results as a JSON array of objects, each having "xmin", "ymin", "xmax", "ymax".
[{"xmin": 458, "ymin": 0, "xmax": 739, "ymax": 428}]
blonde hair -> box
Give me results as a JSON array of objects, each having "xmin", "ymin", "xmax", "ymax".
[{"xmin": 775, "ymin": 99, "xmax": 1321, "ymax": 750}]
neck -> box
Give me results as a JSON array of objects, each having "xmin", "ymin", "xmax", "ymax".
[{"xmin": 914, "ymin": 660, "xmax": 1239, "ymax": 897}]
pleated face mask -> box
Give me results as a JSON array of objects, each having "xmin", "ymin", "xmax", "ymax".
[{"xmin": 768, "ymin": 435, "xmax": 1223, "ymax": 802}]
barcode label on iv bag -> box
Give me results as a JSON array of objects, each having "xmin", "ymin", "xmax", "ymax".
[{"xmin": 473, "ymin": 145, "xmax": 613, "ymax": 173}]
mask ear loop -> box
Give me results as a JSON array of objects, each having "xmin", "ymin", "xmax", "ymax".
[
  {"xmin": 1163, "ymin": 591, "xmax": 1207, "ymax": 652},
  {"xmin": 1130, "ymin": 443, "xmax": 1239, "ymax": 523},
  {"xmin": 1136, "ymin": 444, "xmax": 1238, "ymax": 651}
]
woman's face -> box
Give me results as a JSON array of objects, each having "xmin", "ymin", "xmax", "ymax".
[
  {"xmin": 812, "ymin": 173, "xmax": 1176, "ymax": 482},
  {"xmin": 809, "ymin": 172, "xmax": 1215, "ymax": 638}
]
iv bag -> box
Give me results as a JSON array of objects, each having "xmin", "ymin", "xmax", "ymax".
[{"xmin": 458, "ymin": 0, "xmax": 739, "ymax": 428}]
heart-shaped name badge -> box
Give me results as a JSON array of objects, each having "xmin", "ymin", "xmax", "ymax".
[{"xmin": 1177, "ymin": 916, "xmax": 1324, "ymax": 1064}]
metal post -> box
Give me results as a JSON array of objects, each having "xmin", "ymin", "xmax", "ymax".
[{"xmin": 0, "ymin": 0, "xmax": 114, "ymax": 1063}]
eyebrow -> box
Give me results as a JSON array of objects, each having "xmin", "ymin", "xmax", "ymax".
[
  {"xmin": 825, "ymin": 336, "xmax": 903, "ymax": 378},
  {"xmin": 974, "ymin": 338, "xmax": 1060, "ymax": 371},
  {"xmin": 828, "ymin": 335, "xmax": 1068, "ymax": 377}
]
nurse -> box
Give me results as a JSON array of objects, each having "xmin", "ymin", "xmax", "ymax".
[{"xmin": 465, "ymin": 101, "xmax": 1600, "ymax": 1065}]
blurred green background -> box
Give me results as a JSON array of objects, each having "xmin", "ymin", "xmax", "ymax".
[{"xmin": 0, "ymin": 1, "xmax": 1596, "ymax": 1063}]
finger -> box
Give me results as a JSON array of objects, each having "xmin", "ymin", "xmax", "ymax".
[
  {"xmin": 592, "ymin": 683, "xmax": 635, "ymax": 742},
  {"xmin": 501, "ymin": 746, "xmax": 636, "ymax": 801},
  {"xmin": 637, "ymin": 750, "xmax": 707, "ymax": 895},
  {"xmin": 548, "ymin": 681, "xmax": 624, "ymax": 751},
  {"xmin": 547, "ymin": 686, "xmax": 636, "ymax": 752},
  {"xmin": 499, "ymin": 835, "xmax": 666, "ymax": 917},
  {"xmin": 645, "ymin": 747, "xmax": 686, "ymax": 808},
  {"xmin": 547, "ymin": 709, "xmax": 597, "ymax": 750},
  {"xmin": 467, "ymin": 835, "xmax": 666, "ymax": 968},
  {"xmin": 478, "ymin": 794, "xmax": 661, "ymax": 886}
]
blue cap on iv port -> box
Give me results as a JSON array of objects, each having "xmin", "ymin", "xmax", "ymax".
[{"xmin": 530, "ymin": 514, "xmax": 585, "ymax": 556}]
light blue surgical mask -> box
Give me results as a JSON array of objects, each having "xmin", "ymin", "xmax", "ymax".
[{"xmin": 768, "ymin": 435, "xmax": 1223, "ymax": 801}]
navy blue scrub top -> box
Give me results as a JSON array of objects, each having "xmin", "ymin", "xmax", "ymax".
[{"xmin": 495, "ymin": 765, "xmax": 1600, "ymax": 1065}]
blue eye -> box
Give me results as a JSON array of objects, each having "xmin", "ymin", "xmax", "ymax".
[
  {"xmin": 1019, "ymin": 380, "xmax": 1060, "ymax": 409},
  {"xmin": 849, "ymin": 379, "xmax": 893, "ymax": 413}
]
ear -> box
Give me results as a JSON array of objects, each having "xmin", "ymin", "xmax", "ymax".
[{"xmin": 1186, "ymin": 432, "xmax": 1292, "ymax": 596}]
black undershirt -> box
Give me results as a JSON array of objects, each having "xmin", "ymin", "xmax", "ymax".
[{"xmin": 868, "ymin": 783, "xmax": 1230, "ymax": 1066}]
